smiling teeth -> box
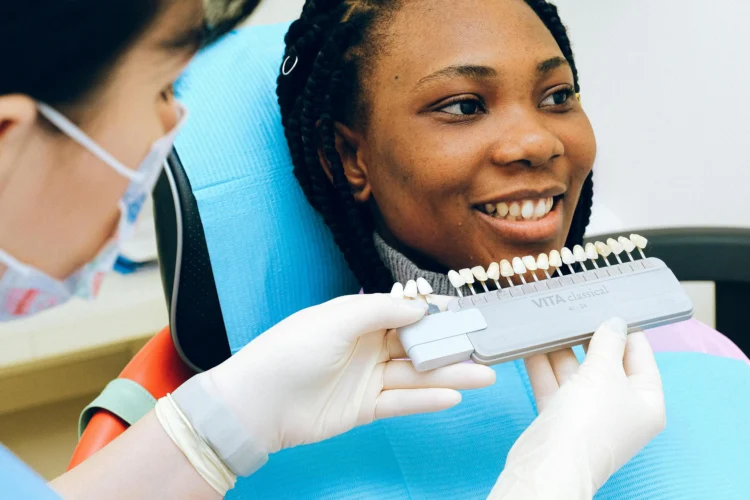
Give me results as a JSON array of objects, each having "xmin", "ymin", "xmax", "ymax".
[{"xmin": 481, "ymin": 197, "xmax": 554, "ymax": 221}]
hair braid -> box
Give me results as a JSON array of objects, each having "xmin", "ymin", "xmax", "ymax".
[{"xmin": 278, "ymin": 0, "xmax": 594, "ymax": 292}]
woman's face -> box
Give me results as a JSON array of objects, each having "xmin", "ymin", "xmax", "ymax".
[
  {"xmin": 0, "ymin": 0, "xmax": 202, "ymax": 279},
  {"xmin": 341, "ymin": 0, "xmax": 596, "ymax": 272}
]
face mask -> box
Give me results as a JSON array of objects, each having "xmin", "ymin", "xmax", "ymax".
[{"xmin": 0, "ymin": 102, "xmax": 188, "ymax": 321}]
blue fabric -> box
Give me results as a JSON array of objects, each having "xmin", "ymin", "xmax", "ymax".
[
  {"xmin": 174, "ymin": 24, "xmax": 750, "ymax": 499},
  {"xmin": 174, "ymin": 23, "xmax": 359, "ymax": 354},
  {"xmin": 0, "ymin": 446, "xmax": 61, "ymax": 499}
]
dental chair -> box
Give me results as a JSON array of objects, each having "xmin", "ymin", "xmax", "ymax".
[{"xmin": 70, "ymin": 22, "xmax": 750, "ymax": 499}]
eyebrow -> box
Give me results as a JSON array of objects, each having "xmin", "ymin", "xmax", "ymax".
[
  {"xmin": 415, "ymin": 65, "xmax": 498, "ymax": 89},
  {"xmin": 537, "ymin": 56, "xmax": 569, "ymax": 74},
  {"xmin": 159, "ymin": 22, "xmax": 209, "ymax": 53}
]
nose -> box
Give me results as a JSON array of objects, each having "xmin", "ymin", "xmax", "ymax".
[{"xmin": 488, "ymin": 107, "xmax": 564, "ymax": 168}]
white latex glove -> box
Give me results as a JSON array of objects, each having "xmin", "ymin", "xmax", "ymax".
[
  {"xmin": 208, "ymin": 293, "xmax": 496, "ymax": 455},
  {"xmin": 488, "ymin": 318, "xmax": 666, "ymax": 500}
]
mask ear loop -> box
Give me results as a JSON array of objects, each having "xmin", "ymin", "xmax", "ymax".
[{"xmin": 36, "ymin": 102, "xmax": 145, "ymax": 183}]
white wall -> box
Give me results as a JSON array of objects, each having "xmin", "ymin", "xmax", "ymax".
[{"xmin": 248, "ymin": 0, "xmax": 750, "ymax": 234}]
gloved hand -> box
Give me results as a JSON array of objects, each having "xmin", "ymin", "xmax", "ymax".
[
  {"xmin": 488, "ymin": 318, "xmax": 666, "ymax": 500},
  {"xmin": 207, "ymin": 293, "xmax": 496, "ymax": 455}
]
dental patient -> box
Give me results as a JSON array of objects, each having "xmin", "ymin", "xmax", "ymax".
[{"xmin": 275, "ymin": 0, "xmax": 748, "ymax": 496}]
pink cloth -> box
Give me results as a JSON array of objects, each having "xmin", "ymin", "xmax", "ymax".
[{"xmin": 646, "ymin": 319, "xmax": 750, "ymax": 365}]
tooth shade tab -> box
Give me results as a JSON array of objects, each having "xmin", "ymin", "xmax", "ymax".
[
  {"xmin": 487, "ymin": 262, "xmax": 501, "ymax": 280},
  {"xmin": 522, "ymin": 256, "xmax": 538, "ymax": 271},
  {"xmin": 500, "ymin": 260, "xmax": 514, "ymax": 277},
  {"xmin": 607, "ymin": 238, "xmax": 624, "ymax": 254},
  {"xmin": 512, "ymin": 257, "xmax": 527, "ymax": 274},
  {"xmin": 448, "ymin": 270, "xmax": 466, "ymax": 288},
  {"xmin": 390, "ymin": 282, "xmax": 404, "ymax": 299},
  {"xmin": 561, "ymin": 247, "xmax": 576, "ymax": 265},
  {"xmin": 416, "ymin": 277, "xmax": 433, "ymax": 295},
  {"xmin": 459, "ymin": 268, "xmax": 475, "ymax": 284},
  {"xmin": 618, "ymin": 236, "xmax": 636, "ymax": 253},
  {"xmin": 630, "ymin": 234, "xmax": 648, "ymax": 249},
  {"xmin": 471, "ymin": 266, "xmax": 488, "ymax": 281},
  {"xmin": 403, "ymin": 280, "xmax": 418, "ymax": 298},
  {"xmin": 536, "ymin": 253, "xmax": 550, "ymax": 270},
  {"xmin": 585, "ymin": 242, "xmax": 598, "ymax": 260},
  {"xmin": 595, "ymin": 241, "xmax": 612, "ymax": 257},
  {"xmin": 573, "ymin": 245, "xmax": 588, "ymax": 262},
  {"xmin": 548, "ymin": 250, "xmax": 563, "ymax": 268}
]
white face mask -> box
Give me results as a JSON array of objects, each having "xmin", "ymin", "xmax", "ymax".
[{"xmin": 0, "ymin": 102, "xmax": 188, "ymax": 321}]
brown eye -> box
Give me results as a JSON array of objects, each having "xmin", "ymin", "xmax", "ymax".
[{"xmin": 541, "ymin": 87, "xmax": 575, "ymax": 108}]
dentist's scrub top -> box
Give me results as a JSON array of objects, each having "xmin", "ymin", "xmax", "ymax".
[{"xmin": 0, "ymin": 445, "xmax": 60, "ymax": 499}]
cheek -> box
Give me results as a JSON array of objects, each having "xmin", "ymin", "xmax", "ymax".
[{"xmin": 560, "ymin": 113, "xmax": 597, "ymax": 207}]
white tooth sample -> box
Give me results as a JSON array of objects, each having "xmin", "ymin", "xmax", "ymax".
[
  {"xmin": 487, "ymin": 262, "xmax": 501, "ymax": 280},
  {"xmin": 549, "ymin": 249, "xmax": 563, "ymax": 267},
  {"xmin": 522, "ymin": 255, "xmax": 538, "ymax": 271},
  {"xmin": 619, "ymin": 236, "xmax": 636, "ymax": 253},
  {"xmin": 521, "ymin": 200, "xmax": 535, "ymax": 219},
  {"xmin": 403, "ymin": 280, "xmax": 418, "ymax": 298},
  {"xmin": 585, "ymin": 242, "xmax": 598, "ymax": 260},
  {"xmin": 416, "ymin": 277, "xmax": 433, "ymax": 296},
  {"xmin": 561, "ymin": 247, "xmax": 576, "ymax": 265},
  {"xmin": 500, "ymin": 259, "xmax": 515, "ymax": 277},
  {"xmin": 532, "ymin": 199, "xmax": 545, "ymax": 218},
  {"xmin": 390, "ymin": 282, "xmax": 404, "ymax": 299},
  {"xmin": 630, "ymin": 234, "xmax": 648, "ymax": 249},
  {"xmin": 536, "ymin": 253, "xmax": 550, "ymax": 270},
  {"xmin": 573, "ymin": 245, "xmax": 587, "ymax": 262},
  {"xmin": 471, "ymin": 266, "xmax": 488, "ymax": 282},
  {"xmin": 607, "ymin": 238, "xmax": 624, "ymax": 254},
  {"xmin": 485, "ymin": 203, "xmax": 496, "ymax": 214},
  {"xmin": 509, "ymin": 202, "xmax": 521, "ymax": 217},
  {"xmin": 596, "ymin": 241, "xmax": 612, "ymax": 256},
  {"xmin": 512, "ymin": 257, "xmax": 527, "ymax": 274},
  {"xmin": 459, "ymin": 268, "xmax": 475, "ymax": 284},
  {"xmin": 448, "ymin": 270, "xmax": 466, "ymax": 288},
  {"xmin": 497, "ymin": 202, "xmax": 509, "ymax": 217}
]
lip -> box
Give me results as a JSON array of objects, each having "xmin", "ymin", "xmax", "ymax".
[
  {"xmin": 475, "ymin": 197, "xmax": 564, "ymax": 243},
  {"xmin": 473, "ymin": 186, "xmax": 566, "ymax": 206}
]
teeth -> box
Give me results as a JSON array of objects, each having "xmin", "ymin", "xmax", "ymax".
[
  {"xmin": 487, "ymin": 262, "xmax": 501, "ymax": 280},
  {"xmin": 471, "ymin": 266, "xmax": 488, "ymax": 281},
  {"xmin": 448, "ymin": 270, "xmax": 466, "ymax": 288},
  {"xmin": 404, "ymin": 280, "xmax": 418, "ymax": 298},
  {"xmin": 534, "ymin": 199, "xmax": 547, "ymax": 218},
  {"xmin": 497, "ymin": 202, "xmax": 509, "ymax": 217},
  {"xmin": 521, "ymin": 200, "xmax": 535, "ymax": 219},
  {"xmin": 509, "ymin": 202, "xmax": 521, "ymax": 217},
  {"xmin": 607, "ymin": 238, "xmax": 624, "ymax": 254},
  {"xmin": 630, "ymin": 234, "xmax": 648, "ymax": 249},
  {"xmin": 500, "ymin": 259, "xmax": 514, "ymax": 277},
  {"xmin": 390, "ymin": 282, "xmax": 404, "ymax": 299},
  {"xmin": 485, "ymin": 204, "xmax": 496, "ymax": 214},
  {"xmin": 549, "ymin": 249, "xmax": 563, "ymax": 267},
  {"xmin": 561, "ymin": 247, "xmax": 576, "ymax": 265},
  {"xmin": 585, "ymin": 242, "xmax": 598, "ymax": 260},
  {"xmin": 522, "ymin": 255, "xmax": 538, "ymax": 271},
  {"xmin": 512, "ymin": 257, "xmax": 527, "ymax": 274},
  {"xmin": 573, "ymin": 245, "xmax": 587, "ymax": 262},
  {"xmin": 536, "ymin": 253, "xmax": 550, "ymax": 270},
  {"xmin": 595, "ymin": 241, "xmax": 612, "ymax": 257},
  {"xmin": 416, "ymin": 277, "xmax": 433, "ymax": 295},
  {"xmin": 459, "ymin": 268, "xmax": 475, "ymax": 284},
  {"xmin": 618, "ymin": 236, "xmax": 636, "ymax": 253}
]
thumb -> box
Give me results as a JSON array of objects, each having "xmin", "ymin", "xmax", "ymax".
[
  {"xmin": 582, "ymin": 317, "xmax": 628, "ymax": 369},
  {"xmin": 320, "ymin": 293, "xmax": 428, "ymax": 340}
]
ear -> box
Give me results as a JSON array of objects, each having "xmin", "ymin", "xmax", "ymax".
[
  {"xmin": 0, "ymin": 94, "xmax": 37, "ymax": 148},
  {"xmin": 317, "ymin": 121, "xmax": 372, "ymax": 203}
]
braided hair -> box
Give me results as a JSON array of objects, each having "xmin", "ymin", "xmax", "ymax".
[{"xmin": 277, "ymin": 0, "xmax": 594, "ymax": 292}]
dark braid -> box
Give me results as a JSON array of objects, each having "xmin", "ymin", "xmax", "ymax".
[{"xmin": 278, "ymin": 0, "xmax": 594, "ymax": 292}]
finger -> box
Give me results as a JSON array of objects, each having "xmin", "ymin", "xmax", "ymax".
[
  {"xmin": 383, "ymin": 360, "xmax": 496, "ymax": 390},
  {"xmin": 583, "ymin": 317, "xmax": 628, "ymax": 368},
  {"xmin": 548, "ymin": 348, "xmax": 580, "ymax": 387},
  {"xmin": 322, "ymin": 294, "xmax": 428, "ymax": 340},
  {"xmin": 624, "ymin": 331, "xmax": 665, "ymax": 421},
  {"xmin": 523, "ymin": 354, "xmax": 559, "ymax": 413},
  {"xmin": 374, "ymin": 388, "xmax": 462, "ymax": 420},
  {"xmin": 384, "ymin": 329, "xmax": 407, "ymax": 360}
]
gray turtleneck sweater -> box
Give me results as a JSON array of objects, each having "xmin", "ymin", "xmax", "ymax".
[{"xmin": 373, "ymin": 232, "xmax": 461, "ymax": 297}]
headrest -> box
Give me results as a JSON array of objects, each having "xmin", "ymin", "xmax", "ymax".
[{"xmin": 173, "ymin": 23, "xmax": 359, "ymax": 354}]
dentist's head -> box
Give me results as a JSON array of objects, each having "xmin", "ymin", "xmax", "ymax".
[{"xmin": 0, "ymin": 0, "xmax": 259, "ymax": 319}]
